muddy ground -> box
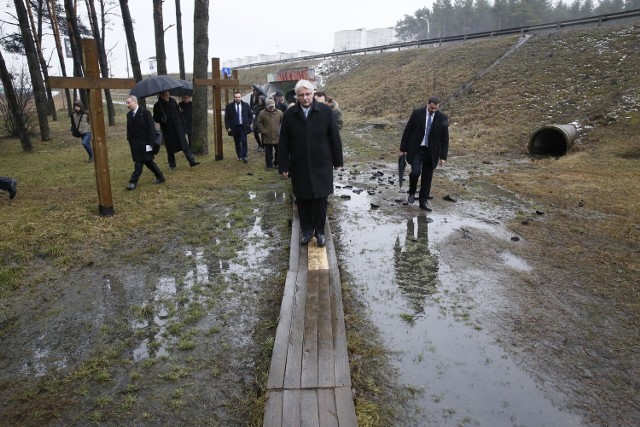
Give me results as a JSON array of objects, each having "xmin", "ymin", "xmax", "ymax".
[{"xmin": 1, "ymin": 148, "xmax": 638, "ymax": 426}]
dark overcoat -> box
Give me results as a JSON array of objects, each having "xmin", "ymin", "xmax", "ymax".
[
  {"xmin": 278, "ymin": 100, "xmax": 343, "ymax": 200},
  {"xmin": 127, "ymin": 107, "xmax": 156, "ymax": 162},
  {"xmin": 400, "ymin": 107, "xmax": 449, "ymax": 169},
  {"xmin": 153, "ymin": 97, "xmax": 187, "ymax": 154}
]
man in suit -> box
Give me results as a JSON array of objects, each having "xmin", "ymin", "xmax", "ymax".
[
  {"xmin": 224, "ymin": 91, "xmax": 253, "ymax": 163},
  {"xmin": 278, "ymin": 80, "xmax": 343, "ymax": 247},
  {"xmin": 400, "ymin": 96, "xmax": 449, "ymax": 211},
  {"xmin": 125, "ymin": 95, "xmax": 166, "ymax": 190}
]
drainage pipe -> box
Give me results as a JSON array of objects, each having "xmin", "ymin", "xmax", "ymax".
[{"xmin": 528, "ymin": 124, "xmax": 577, "ymax": 156}]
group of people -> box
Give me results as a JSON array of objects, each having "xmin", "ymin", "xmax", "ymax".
[{"xmin": 39, "ymin": 80, "xmax": 449, "ymax": 250}]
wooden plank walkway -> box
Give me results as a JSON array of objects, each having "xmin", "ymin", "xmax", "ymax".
[{"xmin": 264, "ymin": 204, "xmax": 357, "ymax": 426}]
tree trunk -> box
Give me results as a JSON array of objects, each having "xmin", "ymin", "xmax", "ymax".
[
  {"xmin": 0, "ymin": 49, "xmax": 33, "ymax": 151},
  {"xmin": 26, "ymin": 0, "xmax": 58, "ymax": 121},
  {"xmin": 191, "ymin": 0, "xmax": 209, "ymax": 155},
  {"xmin": 14, "ymin": 0, "xmax": 50, "ymax": 141},
  {"xmin": 47, "ymin": 0, "xmax": 73, "ymax": 117},
  {"xmin": 85, "ymin": 0, "xmax": 116, "ymax": 125},
  {"xmin": 153, "ymin": 0, "xmax": 167, "ymax": 75},
  {"xmin": 175, "ymin": 0, "xmax": 185, "ymax": 80},
  {"xmin": 119, "ymin": 0, "xmax": 144, "ymax": 107},
  {"xmin": 64, "ymin": 0, "xmax": 89, "ymax": 109}
]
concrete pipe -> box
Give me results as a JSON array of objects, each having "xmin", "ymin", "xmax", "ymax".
[{"xmin": 528, "ymin": 124, "xmax": 577, "ymax": 156}]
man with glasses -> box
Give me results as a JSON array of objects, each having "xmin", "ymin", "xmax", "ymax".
[{"xmin": 278, "ymin": 80, "xmax": 343, "ymax": 247}]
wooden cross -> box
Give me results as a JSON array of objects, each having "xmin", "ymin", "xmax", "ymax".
[
  {"xmin": 193, "ymin": 58, "xmax": 251, "ymax": 160},
  {"xmin": 49, "ymin": 38, "xmax": 135, "ymax": 217}
]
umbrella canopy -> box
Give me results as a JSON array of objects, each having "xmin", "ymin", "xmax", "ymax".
[
  {"xmin": 169, "ymin": 79, "xmax": 193, "ymax": 97},
  {"xmin": 252, "ymin": 83, "xmax": 267, "ymax": 98},
  {"xmin": 398, "ymin": 154, "xmax": 408, "ymax": 188},
  {"xmin": 130, "ymin": 75, "xmax": 184, "ymax": 99}
]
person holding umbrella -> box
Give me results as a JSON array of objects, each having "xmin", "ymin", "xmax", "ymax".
[{"xmin": 153, "ymin": 90, "xmax": 200, "ymax": 170}]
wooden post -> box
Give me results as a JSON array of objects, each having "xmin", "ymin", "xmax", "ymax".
[
  {"xmin": 49, "ymin": 38, "xmax": 135, "ymax": 216},
  {"xmin": 193, "ymin": 58, "xmax": 250, "ymax": 160}
]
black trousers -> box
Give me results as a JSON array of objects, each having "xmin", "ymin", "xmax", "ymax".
[
  {"xmin": 129, "ymin": 160, "xmax": 164, "ymax": 184},
  {"xmin": 0, "ymin": 176, "xmax": 14, "ymax": 192},
  {"xmin": 409, "ymin": 146, "xmax": 435, "ymax": 202},
  {"xmin": 264, "ymin": 144, "xmax": 278, "ymax": 168},
  {"xmin": 297, "ymin": 197, "xmax": 327, "ymax": 238}
]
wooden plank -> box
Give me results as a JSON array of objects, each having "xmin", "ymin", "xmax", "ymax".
[
  {"xmin": 267, "ymin": 269, "xmax": 298, "ymax": 389},
  {"xmin": 301, "ymin": 271, "xmax": 319, "ymax": 388},
  {"xmin": 330, "ymin": 266, "xmax": 351, "ymax": 387},
  {"xmin": 317, "ymin": 388, "xmax": 339, "ymax": 427},
  {"xmin": 324, "ymin": 222, "xmax": 339, "ymax": 272},
  {"xmin": 48, "ymin": 76, "xmax": 135, "ymax": 90},
  {"xmin": 300, "ymin": 389, "xmax": 319, "ymax": 427},
  {"xmin": 263, "ymin": 390, "xmax": 283, "ymax": 427},
  {"xmin": 317, "ymin": 269, "xmax": 335, "ymax": 388},
  {"xmin": 267, "ymin": 204, "xmax": 303, "ymax": 389},
  {"xmin": 334, "ymin": 387, "xmax": 358, "ymax": 427},
  {"xmin": 283, "ymin": 389, "xmax": 301, "ymax": 427},
  {"xmin": 283, "ymin": 246, "xmax": 308, "ymax": 388}
]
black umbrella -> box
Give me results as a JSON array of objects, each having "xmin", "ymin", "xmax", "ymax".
[
  {"xmin": 252, "ymin": 83, "xmax": 267, "ymax": 98},
  {"xmin": 398, "ymin": 154, "xmax": 408, "ymax": 187},
  {"xmin": 169, "ymin": 79, "xmax": 193, "ymax": 97},
  {"xmin": 130, "ymin": 75, "xmax": 184, "ymax": 98}
]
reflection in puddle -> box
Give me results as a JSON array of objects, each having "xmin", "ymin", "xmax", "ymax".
[{"xmin": 333, "ymin": 184, "xmax": 582, "ymax": 426}]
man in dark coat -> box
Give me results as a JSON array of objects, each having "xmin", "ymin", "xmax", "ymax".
[
  {"xmin": 153, "ymin": 90, "xmax": 200, "ymax": 170},
  {"xmin": 125, "ymin": 95, "xmax": 165, "ymax": 190},
  {"xmin": 400, "ymin": 96, "xmax": 449, "ymax": 211},
  {"xmin": 178, "ymin": 95, "xmax": 193, "ymax": 149},
  {"xmin": 278, "ymin": 80, "xmax": 343, "ymax": 247},
  {"xmin": 224, "ymin": 91, "xmax": 253, "ymax": 162}
]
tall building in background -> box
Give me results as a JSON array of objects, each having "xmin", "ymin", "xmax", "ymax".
[{"xmin": 333, "ymin": 27, "xmax": 396, "ymax": 52}]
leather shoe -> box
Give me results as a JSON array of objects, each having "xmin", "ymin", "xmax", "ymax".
[
  {"xmin": 300, "ymin": 234, "xmax": 313, "ymax": 245},
  {"xmin": 8, "ymin": 179, "xmax": 17, "ymax": 199},
  {"xmin": 189, "ymin": 160, "xmax": 201, "ymax": 167},
  {"xmin": 126, "ymin": 183, "xmax": 136, "ymax": 190},
  {"xmin": 419, "ymin": 202, "xmax": 432, "ymax": 211},
  {"xmin": 316, "ymin": 233, "xmax": 326, "ymax": 247},
  {"xmin": 408, "ymin": 193, "xmax": 415, "ymax": 204},
  {"xmin": 154, "ymin": 177, "xmax": 166, "ymax": 184}
]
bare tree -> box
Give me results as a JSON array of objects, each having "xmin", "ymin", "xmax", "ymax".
[
  {"xmin": 84, "ymin": 0, "xmax": 116, "ymax": 125},
  {"xmin": 46, "ymin": 0, "xmax": 73, "ymax": 116},
  {"xmin": 13, "ymin": 0, "xmax": 50, "ymax": 140},
  {"xmin": 25, "ymin": 0, "xmax": 57, "ymax": 121},
  {"xmin": 63, "ymin": 0, "xmax": 88, "ymax": 109},
  {"xmin": 118, "ymin": 0, "xmax": 144, "ymax": 106},
  {"xmin": 175, "ymin": 0, "xmax": 185, "ymax": 79},
  {"xmin": 153, "ymin": 0, "xmax": 167, "ymax": 75},
  {"xmin": 191, "ymin": 0, "xmax": 208, "ymax": 154},
  {"xmin": 0, "ymin": 51, "xmax": 33, "ymax": 151}
]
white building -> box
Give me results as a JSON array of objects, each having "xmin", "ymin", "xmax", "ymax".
[{"xmin": 333, "ymin": 27, "xmax": 397, "ymax": 52}]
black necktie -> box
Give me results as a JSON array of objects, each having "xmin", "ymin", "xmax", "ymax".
[{"xmin": 425, "ymin": 113, "xmax": 433, "ymax": 146}]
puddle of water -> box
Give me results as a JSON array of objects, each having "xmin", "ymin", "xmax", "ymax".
[{"xmin": 333, "ymin": 184, "xmax": 583, "ymax": 426}]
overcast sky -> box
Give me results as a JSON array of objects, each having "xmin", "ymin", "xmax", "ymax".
[{"xmin": 2, "ymin": 0, "xmax": 432, "ymax": 78}]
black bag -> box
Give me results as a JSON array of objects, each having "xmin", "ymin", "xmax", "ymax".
[
  {"xmin": 70, "ymin": 113, "xmax": 84, "ymax": 138},
  {"xmin": 153, "ymin": 129, "xmax": 162, "ymax": 155}
]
